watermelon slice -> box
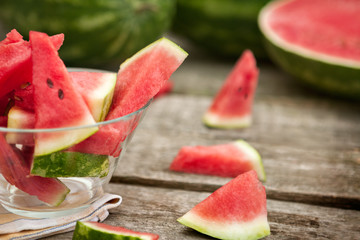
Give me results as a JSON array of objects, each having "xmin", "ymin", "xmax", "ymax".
[
  {"xmin": 71, "ymin": 37, "xmax": 188, "ymax": 156},
  {"xmin": 69, "ymin": 71, "xmax": 116, "ymax": 122},
  {"xmin": 6, "ymin": 106, "xmax": 35, "ymax": 145},
  {"xmin": 203, "ymin": 50, "xmax": 259, "ymax": 129},
  {"xmin": 0, "ymin": 29, "xmax": 64, "ymax": 100},
  {"xmin": 0, "ymin": 134, "xmax": 69, "ymax": 206},
  {"xmin": 178, "ymin": 170, "xmax": 270, "ymax": 240},
  {"xmin": 73, "ymin": 221, "xmax": 159, "ymax": 240},
  {"xmin": 170, "ymin": 140, "xmax": 266, "ymax": 181},
  {"xmin": 30, "ymin": 31, "xmax": 98, "ymax": 156}
]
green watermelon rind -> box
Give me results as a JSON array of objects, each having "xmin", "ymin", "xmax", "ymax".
[
  {"xmin": 178, "ymin": 211, "xmax": 270, "ymax": 240},
  {"xmin": 202, "ymin": 111, "xmax": 252, "ymax": 129},
  {"xmin": 73, "ymin": 221, "xmax": 157, "ymax": 240},
  {"xmin": 173, "ymin": 0, "xmax": 269, "ymax": 59},
  {"xmin": 0, "ymin": 0, "xmax": 177, "ymax": 66},
  {"xmin": 234, "ymin": 140, "xmax": 266, "ymax": 182},
  {"xmin": 31, "ymin": 151, "xmax": 109, "ymax": 178},
  {"xmin": 258, "ymin": 0, "xmax": 360, "ymax": 100}
]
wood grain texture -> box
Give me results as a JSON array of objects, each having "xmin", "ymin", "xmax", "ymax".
[
  {"xmin": 44, "ymin": 183, "xmax": 360, "ymax": 240},
  {"xmin": 112, "ymin": 92, "xmax": 360, "ymax": 209}
]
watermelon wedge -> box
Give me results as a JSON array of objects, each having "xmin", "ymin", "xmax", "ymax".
[
  {"xmin": 73, "ymin": 221, "xmax": 159, "ymax": 240},
  {"xmin": 178, "ymin": 170, "xmax": 270, "ymax": 240},
  {"xmin": 0, "ymin": 29, "xmax": 64, "ymax": 100},
  {"xmin": 71, "ymin": 37, "xmax": 188, "ymax": 156},
  {"xmin": 0, "ymin": 135, "xmax": 69, "ymax": 206},
  {"xmin": 6, "ymin": 106, "xmax": 35, "ymax": 145},
  {"xmin": 30, "ymin": 31, "xmax": 98, "ymax": 156},
  {"xmin": 70, "ymin": 71, "xmax": 117, "ymax": 122},
  {"xmin": 170, "ymin": 140, "xmax": 266, "ymax": 181},
  {"xmin": 258, "ymin": 0, "xmax": 360, "ymax": 99},
  {"xmin": 203, "ymin": 50, "xmax": 259, "ymax": 129}
]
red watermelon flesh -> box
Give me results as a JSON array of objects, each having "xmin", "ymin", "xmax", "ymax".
[
  {"xmin": 30, "ymin": 31, "xmax": 97, "ymax": 156},
  {"xmin": 170, "ymin": 140, "xmax": 266, "ymax": 181},
  {"xmin": 107, "ymin": 37, "xmax": 188, "ymax": 119},
  {"xmin": 71, "ymin": 38, "xmax": 187, "ymax": 156},
  {"xmin": 154, "ymin": 79, "xmax": 174, "ymax": 98},
  {"xmin": 203, "ymin": 50, "xmax": 259, "ymax": 129},
  {"xmin": 0, "ymin": 134, "xmax": 69, "ymax": 206},
  {"xmin": 0, "ymin": 29, "xmax": 64, "ymax": 100},
  {"xmin": 0, "ymin": 116, "xmax": 7, "ymax": 127},
  {"xmin": 178, "ymin": 170, "xmax": 270, "ymax": 239},
  {"xmin": 267, "ymin": 0, "xmax": 360, "ymax": 62}
]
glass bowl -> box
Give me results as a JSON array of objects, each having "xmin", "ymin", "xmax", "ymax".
[{"xmin": 0, "ymin": 71, "xmax": 151, "ymax": 219}]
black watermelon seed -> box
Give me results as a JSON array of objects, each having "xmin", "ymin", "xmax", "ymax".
[
  {"xmin": 47, "ymin": 78, "xmax": 54, "ymax": 88},
  {"xmin": 58, "ymin": 89, "xmax": 64, "ymax": 99}
]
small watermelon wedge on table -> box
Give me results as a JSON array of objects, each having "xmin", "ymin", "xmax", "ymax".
[
  {"xmin": 178, "ymin": 170, "xmax": 270, "ymax": 240},
  {"xmin": 203, "ymin": 50, "xmax": 259, "ymax": 129},
  {"xmin": 170, "ymin": 140, "xmax": 266, "ymax": 181},
  {"xmin": 73, "ymin": 221, "xmax": 159, "ymax": 240},
  {"xmin": 258, "ymin": 0, "xmax": 360, "ymax": 99}
]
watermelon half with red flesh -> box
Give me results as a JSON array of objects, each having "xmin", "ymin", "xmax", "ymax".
[
  {"xmin": 73, "ymin": 221, "xmax": 159, "ymax": 240},
  {"xmin": 170, "ymin": 140, "xmax": 266, "ymax": 181},
  {"xmin": 203, "ymin": 50, "xmax": 259, "ymax": 129},
  {"xmin": 258, "ymin": 0, "xmax": 360, "ymax": 99},
  {"xmin": 178, "ymin": 170, "xmax": 270, "ymax": 240},
  {"xmin": 70, "ymin": 38, "xmax": 188, "ymax": 156},
  {"xmin": 30, "ymin": 31, "xmax": 98, "ymax": 157},
  {"xmin": 0, "ymin": 134, "xmax": 69, "ymax": 206}
]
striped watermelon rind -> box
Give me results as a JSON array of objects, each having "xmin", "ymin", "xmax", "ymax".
[
  {"xmin": 73, "ymin": 221, "xmax": 159, "ymax": 240},
  {"xmin": 258, "ymin": 0, "xmax": 360, "ymax": 100},
  {"xmin": 173, "ymin": 0, "xmax": 269, "ymax": 59},
  {"xmin": 0, "ymin": 0, "xmax": 176, "ymax": 66}
]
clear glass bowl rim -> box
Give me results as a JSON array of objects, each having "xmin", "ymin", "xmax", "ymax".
[{"xmin": 1, "ymin": 67, "xmax": 152, "ymax": 133}]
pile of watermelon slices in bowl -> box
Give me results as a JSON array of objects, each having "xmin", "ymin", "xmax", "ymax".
[{"xmin": 0, "ymin": 30, "xmax": 187, "ymax": 218}]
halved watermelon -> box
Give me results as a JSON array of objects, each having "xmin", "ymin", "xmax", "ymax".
[
  {"xmin": 203, "ymin": 50, "xmax": 259, "ymax": 129},
  {"xmin": 258, "ymin": 0, "xmax": 360, "ymax": 99},
  {"xmin": 170, "ymin": 140, "xmax": 266, "ymax": 181},
  {"xmin": 71, "ymin": 37, "xmax": 188, "ymax": 156},
  {"xmin": 73, "ymin": 221, "xmax": 159, "ymax": 240},
  {"xmin": 0, "ymin": 135, "xmax": 69, "ymax": 206},
  {"xmin": 70, "ymin": 71, "xmax": 117, "ymax": 122},
  {"xmin": 178, "ymin": 170, "xmax": 270, "ymax": 240},
  {"xmin": 30, "ymin": 31, "xmax": 98, "ymax": 156}
]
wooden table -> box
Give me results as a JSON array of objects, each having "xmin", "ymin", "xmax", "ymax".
[{"xmin": 46, "ymin": 36, "xmax": 360, "ymax": 239}]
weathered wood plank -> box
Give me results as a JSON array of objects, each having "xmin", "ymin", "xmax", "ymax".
[
  {"xmin": 112, "ymin": 94, "xmax": 360, "ymax": 209},
  {"xmin": 44, "ymin": 183, "xmax": 360, "ymax": 240}
]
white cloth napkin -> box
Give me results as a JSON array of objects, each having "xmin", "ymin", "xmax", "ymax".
[{"xmin": 0, "ymin": 193, "xmax": 122, "ymax": 240}]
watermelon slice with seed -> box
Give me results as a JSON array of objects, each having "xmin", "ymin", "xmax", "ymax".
[
  {"xmin": 170, "ymin": 140, "xmax": 266, "ymax": 181},
  {"xmin": 0, "ymin": 29, "xmax": 64, "ymax": 100},
  {"xmin": 0, "ymin": 135, "xmax": 69, "ymax": 206},
  {"xmin": 178, "ymin": 170, "xmax": 270, "ymax": 240},
  {"xmin": 203, "ymin": 50, "xmax": 259, "ymax": 129},
  {"xmin": 71, "ymin": 37, "xmax": 188, "ymax": 156},
  {"xmin": 73, "ymin": 221, "xmax": 159, "ymax": 240},
  {"xmin": 30, "ymin": 31, "xmax": 98, "ymax": 156}
]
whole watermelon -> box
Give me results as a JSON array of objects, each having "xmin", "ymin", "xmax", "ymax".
[
  {"xmin": 172, "ymin": 0, "xmax": 269, "ymax": 60},
  {"xmin": 0, "ymin": 0, "xmax": 176, "ymax": 67}
]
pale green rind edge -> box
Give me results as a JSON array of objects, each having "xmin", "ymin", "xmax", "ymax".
[
  {"xmin": 120, "ymin": 37, "xmax": 188, "ymax": 71},
  {"xmin": 202, "ymin": 111, "xmax": 252, "ymax": 129},
  {"xmin": 258, "ymin": 0, "xmax": 360, "ymax": 100},
  {"xmin": 178, "ymin": 211, "xmax": 270, "ymax": 240},
  {"xmin": 73, "ymin": 221, "xmax": 154, "ymax": 240},
  {"xmin": 233, "ymin": 140, "xmax": 266, "ymax": 182}
]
